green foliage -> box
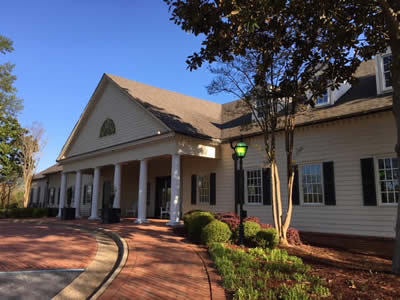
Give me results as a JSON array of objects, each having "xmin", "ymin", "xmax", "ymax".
[
  {"xmin": 31, "ymin": 208, "xmax": 48, "ymax": 218},
  {"xmin": 208, "ymin": 243, "xmax": 329, "ymax": 299},
  {"xmin": 0, "ymin": 114, "xmax": 24, "ymax": 181},
  {"xmin": 183, "ymin": 209, "xmax": 205, "ymax": 226},
  {"xmin": 3, "ymin": 207, "xmax": 48, "ymax": 218},
  {"xmin": 186, "ymin": 211, "xmax": 215, "ymax": 242},
  {"xmin": 254, "ymin": 228, "xmax": 279, "ymax": 249},
  {"xmin": 0, "ymin": 35, "xmax": 24, "ymax": 188},
  {"xmin": 0, "ymin": 35, "xmax": 23, "ymax": 116},
  {"xmin": 243, "ymin": 221, "xmax": 261, "ymax": 244},
  {"xmin": 201, "ymin": 220, "xmax": 232, "ymax": 244}
]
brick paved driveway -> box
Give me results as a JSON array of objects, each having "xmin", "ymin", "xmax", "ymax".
[
  {"xmin": 59, "ymin": 218, "xmax": 227, "ymax": 300},
  {"xmin": 0, "ymin": 221, "xmax": 97, "ymax": 272}
]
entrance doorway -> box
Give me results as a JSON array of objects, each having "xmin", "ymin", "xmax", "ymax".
[
  {"xmin": 155, "ymin": 176, "xmax": 171, "ymax": 218},
  {"xmin": 102, "ymin": 181, "xmax": 113, "ymax": 210}
]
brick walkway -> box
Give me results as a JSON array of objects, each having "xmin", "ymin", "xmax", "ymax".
[
  {"xmin": 97, "ymin": 220, "xmax": 227, "ymax": 300},
  {"xmin": 55, "ymin": 218, "xmax": 226, "ymax": 300},
  {"xmin": 0, "ymin": 221, "xmax": 97, "ymax": 272}
]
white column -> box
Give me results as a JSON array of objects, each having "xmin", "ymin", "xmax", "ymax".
[
  {"xmin": 113, "ymin": 163, "xmax": 122, "ymax": 209},
  {"xmin": 89, "ymin": 167, "xmax": 101, "ymax": 220},
  {"xmin": 74, "ymin": 170, "xmax": 82, "ymax": 218},
  {"xmin": 57, "ymin": 173, "xmax": 67, "ymax": 218},
  {"xmin": 136, "ymin": 159, "xmax": 148, "ymax": 223},
  {"xmin": 168, "ymin": 154, "xmax": 181, "ymax": 225}
]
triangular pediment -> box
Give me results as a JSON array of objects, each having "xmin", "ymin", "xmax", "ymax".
[{"xmin": 59, "ymin": 76, "xmax": 170, "ymax": 159}]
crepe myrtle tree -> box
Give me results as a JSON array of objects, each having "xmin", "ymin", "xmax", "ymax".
[
  {"xmin": 165, "ymin": 0, "xmax": 400, "ymax": 273},
  {"xmin": 207, "ymin": 52, "xmax": 309, "ymax": 243},
  {"xmin": 165, "ymin": 0, "xmax": 362, "ymax": 244}
]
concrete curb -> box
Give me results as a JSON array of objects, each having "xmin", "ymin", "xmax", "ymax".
[{"xmin": 89, "ymin": 228, "xmax": 128, "ymax": 299}]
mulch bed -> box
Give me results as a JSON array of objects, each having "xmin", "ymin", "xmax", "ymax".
[{"xmin": 285, "ymin": 244, "xmax": 400, "ymax": 300}]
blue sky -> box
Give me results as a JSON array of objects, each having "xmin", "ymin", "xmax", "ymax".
[{"xmin": 1, "ymin": 1, "xmax": 234, "ymax": 172}]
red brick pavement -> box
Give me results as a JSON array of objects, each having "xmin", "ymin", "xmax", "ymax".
[
  {"xmin": 54, "ymin": 218, "xmax": 226, "ymax": 300},
  {"xmin": 0, "ymin": 221, "xmax": 97, "ymax": 272},
  {"xmin": 97, "ymin": 220, "xmax": 227, "ymax": 300},
  {"xmin": 1, "ymin": 218, "xmax": 227, "ymax": 299}
]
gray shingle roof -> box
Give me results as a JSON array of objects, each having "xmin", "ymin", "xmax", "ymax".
[
  {"xmin": 107, "ymin": 59, "xmax": 392, "ymax": 142},
  {"xmin": 33, "ymin": 164, "xmax": 62, "ymax": 180}
]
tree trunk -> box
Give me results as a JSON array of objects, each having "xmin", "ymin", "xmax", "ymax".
[
  {"xmin": 24, "ymin": 175, "xmax": 33, "ymax": 208},
  {"xmin": 271, "ymin": 161, "xmax": 279, "ymax": 230},
  {"xmin": 391, "ymin": 40, "xmax": 400, "ymax": 275},
  {"xmin": 274, "ymin": 162, "xmax": 284, "ymax": 239}
]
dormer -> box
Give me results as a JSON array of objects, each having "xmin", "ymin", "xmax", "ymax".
[
  {"xmin": 314, "ymin": 81, "xmax": 352, "ymax": 108},
  {"xmin": 375, "ymin": 48, "xmax": 393, "ymax": 95}
]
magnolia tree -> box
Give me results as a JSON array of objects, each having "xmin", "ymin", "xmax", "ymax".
[{"xmin": 21, "ymin": 123, "xmax": 46, "ymax": 207}]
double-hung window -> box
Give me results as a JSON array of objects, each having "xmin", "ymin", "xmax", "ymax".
[
  {"xmin": 198, "ymin": 175, "xmax": 210, "ymax": 204},
  {"xmin": 377, "ymin": 157, "xmax": 399, "ymax": 204},
  {"xmin": 382, "ymin": 54, "xmax": 392, "ymax": 90},
  {"xmin": 245, "ymin": 169, "xmax": 263, "ymax": 204},
  {"xmin": 301, "ymin": 164, "xmax": 324, "ymax": 204}
]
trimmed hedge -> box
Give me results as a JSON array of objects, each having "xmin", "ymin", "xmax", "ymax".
[
  {"xmin": 201, "ymin": 220, "xmax": 232, "ymax": 245},
  {"xmin": 187, "ymin": 211, "xmax": 215, "ymax": 242},
  {"xmin": 0, "ymin": 208, "xmax": 51, "ymax": 219},
  {"xmin": 255, "ymin": 228, "xmax": 279, "ymax": 249}
]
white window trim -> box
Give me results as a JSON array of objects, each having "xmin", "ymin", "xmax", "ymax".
[
  {"xmin": 244, "ymin": 168, "xmax": 264, "ymax": 206},
  {"xmin": 299, "ymin": 162, "xmax": 325, "ymax": 206},
  {"xmin": 197, "ymin": 174, "xmax": 210, "ymax": 205},
  {"xmin": 376, "ymin": 49, "xmax": 393, "ymax": 95},
  {"xmin": 374, "ymin": 155, "xmax": 399, "ymax": 206}
]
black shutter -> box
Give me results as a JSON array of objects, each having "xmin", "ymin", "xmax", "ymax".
[
  {"xmin": 262, "ymin": 168, "xmax": 271, "ymax": 205},
  {"xmin": 57, "ymin": 188, "xmax": 60, "ymax": 205},
  {"xmin": 293, "ymin": 165, "xmax": 300, "ymax": 205},
  {"xmin": 83, "ymin": 185, "xmax": 87, "ymax": 205},
  {"xmin": 361, "ymin": 158, "xmax": 377, "ymax": 206},
  {"xmin": 210, "ymin": 173, "xmax": 216, "ymax": 205},
  {"xmin": 323, "ymin": 161, "xmax": 336, "ymax": 205},
  {"xmin": 191, "ymin": 175, "xmax": 197, "ymax": 205}
]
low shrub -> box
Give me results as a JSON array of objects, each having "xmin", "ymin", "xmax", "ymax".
[
  {"xmin": 243, "ymin": 221, "xmax": 261, "ymax": 243},
  {"xmin": 287, "ymin": 227, "xmax": 302, "ymax": 246},
  {"xmin": 201, "ymin": 220, "xmax": 232, "ymax": 245},
  {"xmin": 7, "ymin": 208, "xmax": 35, "ymax": 218},
  {"xmin": 255, "ymin": 228, "xmax": 279, "ymax": 249},
  {"xmin": 215, "ymin": 212, "xmax": 240, "ymax": 232},
  {"xmin": 187, "ymin": 212, "xmax": 215, "ymax": 242},
  {"xmin": 32, "ymin": 208, "xmax": 48, "ymax": 218},
  {"xmin": 1, "ymin": 208, "xmax": 49, "ymax": 218},
  {"xmin": 243, "ymin": 216, "xmax": 261, "ymax": 224},
  {"xmin": 183, "ymin": 209, "xmax": 206, "ymax": 226}
]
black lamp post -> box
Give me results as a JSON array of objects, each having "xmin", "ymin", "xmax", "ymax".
[{"xmin": 233, "ymin": 141, "xmax": 248, "ymax": 246}]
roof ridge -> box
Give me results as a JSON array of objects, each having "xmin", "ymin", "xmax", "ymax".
[{"xmin": 105, "ymin": 73, "xmax": 223, "ymax": 111}]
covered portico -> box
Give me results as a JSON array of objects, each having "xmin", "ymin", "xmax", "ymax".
[{"xmin": 57, "ymin": 133, "xmax": 219, "ymax": 225}]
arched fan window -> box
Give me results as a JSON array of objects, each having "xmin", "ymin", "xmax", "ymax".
[{"xmin": 100, "ymin": 118, "xmax": 116, "ymax": 137}]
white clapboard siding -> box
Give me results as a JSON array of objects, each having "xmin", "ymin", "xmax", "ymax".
[{"xmin": 65, "ymin": 81, "xmax": 166, "ymax": 158}]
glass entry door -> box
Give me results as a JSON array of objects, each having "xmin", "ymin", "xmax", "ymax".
[{"xmin": 155, "ymin": 176, "xmax": 171, "ymax": 218}]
